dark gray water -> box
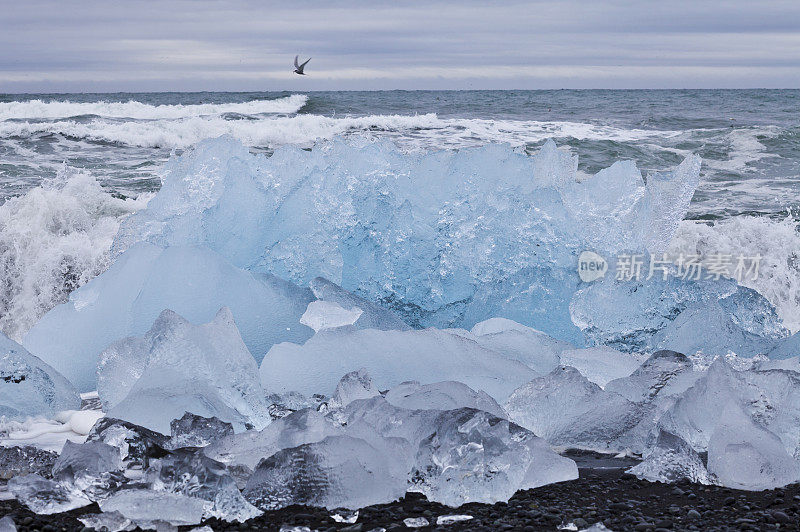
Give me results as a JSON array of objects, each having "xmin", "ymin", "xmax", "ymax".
[{"xmin": 1, "ymin": 90, "xmax": 798, "ymax": 220}]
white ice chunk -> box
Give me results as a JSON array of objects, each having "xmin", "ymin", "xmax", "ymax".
[
  {"xmin": 260, "ymin": 327, "xmax": 537, "ymax": 402},
  {"xmin": 0, "ymin": 333, "xmax": 80, "ymax": 419},
  {"xmin": 384, "ymin": 380, "xmax": 506, "ymax": 419},
  {"xmin": 605, "ymin": 350, "xmax": 699, "ymax": 403},
  {"xmin": 324, "ymin": 368, "xmax": 381, "ymax": 412},
  {"xmin": 300, "ymin": 301, "xmax": 363, "ymax": 332},
  {"xmin": 437, "ymin": 515, "xmax": 473, "ymax": 525},
  {"xmin": 0, "ymin": 516, "xmax": 15, "ymax": 532},
  {"xmin": 627, "ymin": 429, "xmax": 712, "ymax": 485},
  {"xmin": 145, "ymin": 448, "xmax": 261, "ymax": 522},
  {"xmin": 24, "ymin": 243, "xmax": 314, "ymax": 391},
  {"xmin": 411, "ymin": 408, "xmax": 577, "ymax": 506},
  {"xmin": 99, "ymin": 489, "xmax": 207, "ymax": 527},
  {"xmin": 505, "ymin": 367, "xmax": 644, "ymax": 453},
  {"xmin": 559, "ymin": 347, "xmax": 644, "ymax": 387},
  {"xmin": 309, "ymin": 277, "xmax": 411, "ymax": 331},
  {"xmin": 242, "ymin": 435, "xmax": 407, "ymax": 510},
  {"xmin": 168, "ymin": 413, "xmax": 234, "ymax": 450},
  {"xmin": 205, "ymin": 408, "xmax": 343, "ymax": 471},
  {"xmin": 708, "ymin": 405, "xmax": 800, "ymax": 490},
  {"xmin": 7, "ymin": 474, "xmax": 91, "ymax": 514},
  {"xmin": 99, "ymin": 308, "xmax": 270, "ymax": 434},
  {"xmin": 470, "ymin": 318, "xmax": 569, "ymax": 374}
]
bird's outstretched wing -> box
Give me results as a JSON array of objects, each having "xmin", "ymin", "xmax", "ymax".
[
  {"xmin": 294, "ymin": 55, "xmax": 300, "ymax": 68},
  {"xmin": 299, "ymin": 57, "xmax": 311, "ymax": 69}
]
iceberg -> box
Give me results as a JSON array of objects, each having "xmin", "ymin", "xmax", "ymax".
[
  {"xmin": 0, "ymin": 332, "xmax": 80, "ymax": 419},
  {"xmin": 260, "ymin": 326, "xmax": 537, "ymax": 402},
  {"xmin": 110, "ymin": 136, "xmax": 718, "ymax": 348},
  {"xmin": 99, "ymin": 308, "xmax": 271, "ymax": 433},
  {"xmin": 24, "ymin": 243, "xmax": 314, "ymax": 391}
]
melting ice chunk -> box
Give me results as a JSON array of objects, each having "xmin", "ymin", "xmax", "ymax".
[
  {"xmin": 411, "ymin": 408, "xmax": 578, "ymax": 505},
  {"xmin": 558, "ymin": 347, "xmax": 643, "ymax": 388},
  {"xmin": 24, "ymin": 243, "xmax": 315, "ymax": 391},
  {"xmin": 98, "ymin": 307, "xmax": 270, "ymax": 433},
  {"xmin": 98, "ymin": 489, "xmax": 207, "ymax": 527},
  {"xmin": 145, "ymin": 447, "xmax": 261, "ymax": 522},
  {"xmin": 505, "ymin": 367, "xmax": 643, "ymax": 453},
  {"xmin": 168, "ymin": 413, "xmax": 235, "ymax": 450},
  {"xmin": 605, "ymin": 350, "xmax": 699, "ymax": 403},
  {"xmin": 7, "ymin": 474, "xmax": 91, "ymax": 514},
  {"xmin": 627, "ymin": 429, "xmax": 711, "ymax": 485},
  {"xmin": 300, "ymin": 301, "xmax": 363, "ymax": 332},
  {"xmin": 309, "ymin": 277, "xmax": 411, "ymax": 331},
  {"xmin": 243, "ymin": 435, "xmax": 407, "ymax": 510},
  {"xmin": 0, "ymin": 332, "xmax": 80, "ymax": 419},
  {"xmin": 707, "ymin": 405, "xmax": 800, "ymax": 490},
  {"xmin": 470, "ymin": 318, "xmax": 568, "ymax": 374},
  {"xmin": 324, "ymin": 368, "xmax": 381, "ymax": 412},
  {"xmin": 260, "ymin": 327, "xmax": 537, "ymax": 402},
  {"xmin": 205, "ymin": 408, "xmax": 343, "ymax": 471},
  {"xmin": 384, "ymin": 380, "xmax": 506, "ymax": 419}
]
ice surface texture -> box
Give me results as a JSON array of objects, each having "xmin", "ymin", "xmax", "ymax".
[
  {"xmin": 243, "ymin": 435, "xmax": 407, "ymax": 510},
  {"xmin": 260, "ymin": 326, "xmax": 537, "ymax": 402},
  {"xmin": 24, "ymin": 243, "xmax": 314, "ymax": 391},
  {"xmin": 110, "ymin": 136, "xmax": 748, "ymax": 349},
  {"xmin": 97, "ymin": 307, "xmax": 271, "ymax": 433},
  {"xmin": 0, "ymin": 332, "xmax": 80, "ymax": 419}
]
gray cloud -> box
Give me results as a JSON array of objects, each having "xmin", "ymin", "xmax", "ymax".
[{"xmin": 1, "ymin": 0, "xmax": 799, "ymax": 91}]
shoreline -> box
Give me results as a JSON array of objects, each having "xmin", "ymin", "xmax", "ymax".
[{"xmin": 3, "ymin": 468, "xmax": 799, "ymax": 531}]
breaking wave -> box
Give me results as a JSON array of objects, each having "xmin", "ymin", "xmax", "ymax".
[
  {"xmin": 0, "ymin": 94, "xmax": 308, "ymax": 120},
  {"xmin": 0, "ymin": 113, "xmax": 678, "ymax": 150},
  {"xmin": 670, "ymin": 216, "xmax": 800, "ymax": 333},
  {"xmin": 0, "ymin": 170, "xmax": 149, "ymax": 340}
]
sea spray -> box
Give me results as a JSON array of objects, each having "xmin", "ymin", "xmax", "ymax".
[{"xmin": 0, "ymin": 168, "xmax": 148, "ymax": 340}]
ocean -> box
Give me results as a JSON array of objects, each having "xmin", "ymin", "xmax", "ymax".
[{"xmin": 0, "ymin": 90, "xmax": 798, "ymax": 341}]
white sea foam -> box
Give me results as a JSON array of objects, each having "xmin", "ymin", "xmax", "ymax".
[
  {"xmin": 0, "ymin": 113, "xmax": 677, "ymax": 150},
  {"xmin": 0, "ymin": 169, "xmax": 149, "ymax": 340},
  {"xmin": 0, "ymin": 94, "xmax": 308, "ymax": 120},
  {"xmin": 669, "ymin": 216, "xmax": 800, "ymax": 333}
]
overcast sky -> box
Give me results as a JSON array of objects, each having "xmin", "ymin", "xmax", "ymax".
[{"xmin": 2, "ymin": 0, "xmax": 800, "ymax": 92}]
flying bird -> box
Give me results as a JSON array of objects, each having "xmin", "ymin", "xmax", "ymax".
[{"xmin": 294, "ymin": 55, "xmax": 311, "ymax": 75}]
